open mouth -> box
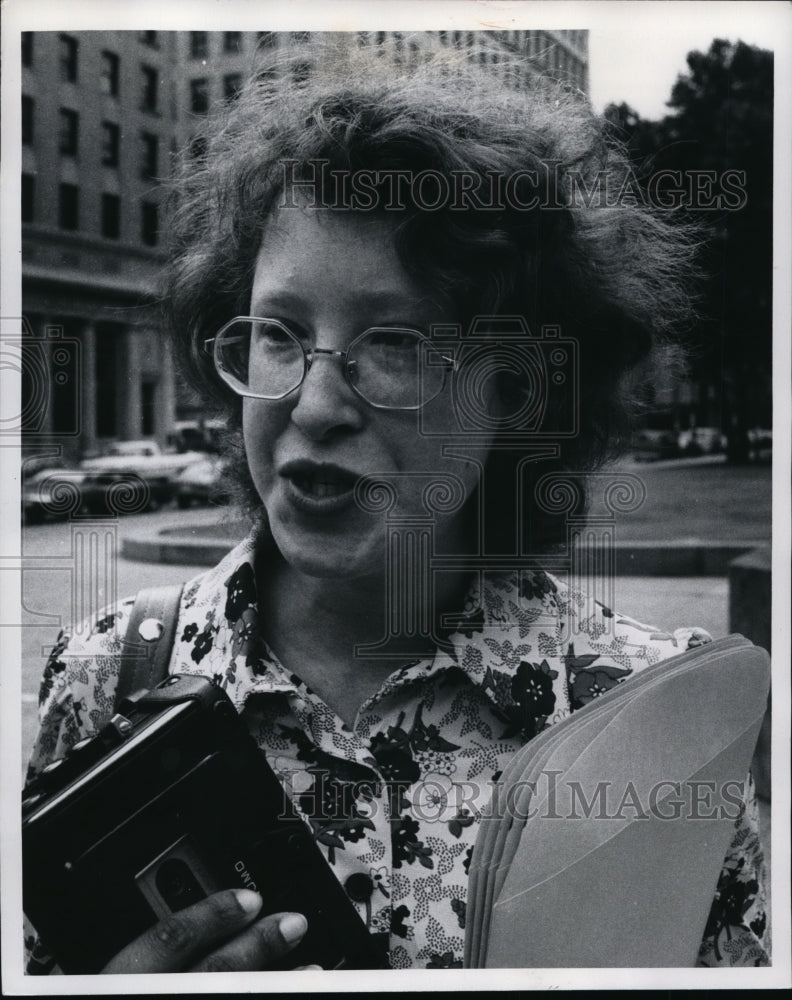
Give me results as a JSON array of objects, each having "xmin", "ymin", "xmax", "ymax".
[
  {"xmin": 290, "ymin": 470, "xmax": 356, "ymax": 498},
  {"xmin": 281, "ymin": 461, "xmax": 360, "ymax": 508}
]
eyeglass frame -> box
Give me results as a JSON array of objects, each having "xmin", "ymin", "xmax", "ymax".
[{"xmin": 204, "ymin": 315, "xmax": 457, "ymax": 412}]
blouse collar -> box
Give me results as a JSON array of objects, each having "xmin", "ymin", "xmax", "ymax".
[{"xmin": 172, "ymin": 533, "xmax": 567, "ymax": 715}]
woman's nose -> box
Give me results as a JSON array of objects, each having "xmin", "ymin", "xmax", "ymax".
[{"xmin": 289, "ymin": 351, "xmax": 365, "ymax": 440}]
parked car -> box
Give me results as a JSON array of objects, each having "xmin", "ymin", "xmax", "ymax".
[
  {"xmin": 631, "ymin": 429, "xmax": 680, "ymax": 462},
  {"xmin": 22, "ymin": 465, "xmax": 169, "ymax": 521},
  {"xmin": 80, "ymin": 440, "xmax": 204, "ymax": 506},
  {"xmin": 102, "ymin": 441, "xmax": 161, "ymax": 459},
  {"xmin": 677, "ymin": 427, "xmax": 726, "ymax": 456},
  {"xmin": 167, "ymin": 419, "xmax": 226, "ymax": 454},
  {"xmin": 747, "ymin": 427, "xmax": 772, "ymax": 453},
  {"xmin": 21, "ymin": 455, "xmax": 72, "ymax": 477},
  {"xmin": 82, "ymin": 471, "xmax": 173, "ymax": 514},
  {"xmin": 174, "ymin": 456, "xmax": 232, "ymax": 508},
  {"xmin": 23, "ymin": 464, "xmax": 89, "ymax": 523},
  {"xmin": 81, "ymin": 440, "xmax": 203, "ymax": 476}
]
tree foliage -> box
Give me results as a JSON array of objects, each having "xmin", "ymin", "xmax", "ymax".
[{"xmin": 603, "ymin": 39, "xmax": 773, "ymax": 461}]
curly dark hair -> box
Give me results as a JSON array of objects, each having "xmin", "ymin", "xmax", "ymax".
[{"xmin": 164, "ymin": 34, "xmax": 699, "ymax": 551}]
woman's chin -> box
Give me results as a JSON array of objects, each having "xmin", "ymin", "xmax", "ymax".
[{"xmin": 270, "ymin": 528, "xmax": 385, "ymax": 582}]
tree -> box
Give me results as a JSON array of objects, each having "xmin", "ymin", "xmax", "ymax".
[{"xmin": 604, "ymin": 40, "xmax": 773, "ymax": 462}]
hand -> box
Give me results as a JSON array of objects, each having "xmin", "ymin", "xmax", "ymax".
[{"xmin": 101, "ymin": 889, "xmax": 316, "ymax": 973}]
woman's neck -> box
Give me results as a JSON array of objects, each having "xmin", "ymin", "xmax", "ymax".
[{"xmin": 254, "ymin": 548, "xmax": 469, "ymax": 727}]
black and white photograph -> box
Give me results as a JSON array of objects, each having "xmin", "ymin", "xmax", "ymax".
[{"xmin": 1, "ymin": 0, "xmax": 790, "ymax": 991}]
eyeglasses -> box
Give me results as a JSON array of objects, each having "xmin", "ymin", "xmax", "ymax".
[{"xmin": 205, "ymin": 317, "xmax": 456, "ymax": 411}]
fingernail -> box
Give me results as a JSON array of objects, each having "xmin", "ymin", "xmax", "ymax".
[
  {"xmin": 234, "ymin": 888, "xmax": 263, "ymax": 915},
  {"xmin": 279, "ymin": 912, "xmax": 308, "ymax": 945}
]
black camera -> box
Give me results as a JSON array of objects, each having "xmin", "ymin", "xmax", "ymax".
[{"xmin": 22, "ymin": 674, "xmax": 389, "ymax": 973}]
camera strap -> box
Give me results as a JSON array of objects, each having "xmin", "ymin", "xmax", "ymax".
[{"xmin": 114, "ymin": 583, "xmax": 185, "ymax": 711}]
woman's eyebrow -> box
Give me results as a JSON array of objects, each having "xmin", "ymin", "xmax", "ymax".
[
  {"xmin": 249, "ymin": 290, "xmax": 307, "ymax": 312},
  {"xmin": 250, "ymin": 288, "xmax": 443, "ymax": 322}
]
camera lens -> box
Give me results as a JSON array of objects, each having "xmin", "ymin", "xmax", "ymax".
[{"xmin": 154, "ymin": 857, "xmax": 207, "ymax": 912}]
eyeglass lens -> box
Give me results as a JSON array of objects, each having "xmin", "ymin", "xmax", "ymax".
[{"xmin": 215, "ymin": 319, "xmax": 449, "ymax": 408}]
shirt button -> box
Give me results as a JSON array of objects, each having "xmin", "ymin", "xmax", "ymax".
[
  {"xmin": 344, "ymin": 873, "xmax": 374, "ymax": 902},
  {"xmin": 138, "ymin": 617, "xmax": 164, "ymax": 641}
]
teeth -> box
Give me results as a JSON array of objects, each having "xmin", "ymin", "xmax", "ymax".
[
  {"xmin": 294, "ymin": 474, "xmax": 350, "ymax": 497},
  {"xmin": 309, "ymin": 480, "xmax": 342, "ymax": 497}
]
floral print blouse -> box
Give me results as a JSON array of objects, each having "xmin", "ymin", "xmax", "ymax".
[{"xmin": 25, "ymin": 534, "xmax": 770, "ymax": 971}]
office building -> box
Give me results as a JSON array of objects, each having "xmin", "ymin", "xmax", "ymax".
[{"xmin": 22, "ymin": 31, "xmax": 177, "ymax": 457}]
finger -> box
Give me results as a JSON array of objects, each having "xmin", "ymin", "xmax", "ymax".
[
  {"xmin": 190, "ymin": 912, "xmax": 308, "ymax": 973},
  {"xmin": 102, "ymin": 888, "xmax": 263, "ymax": 974}
]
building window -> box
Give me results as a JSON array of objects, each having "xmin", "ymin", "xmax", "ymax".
[
  {"xmin": 100, "ymin": 51, "xmax": 120, "ymax": 96},
  {"xmin": 58, "ymin": 183, "xmax": 79, "ymax": 230},
  {"xmin": 22, "ymin": 33, "xmax": 33, "ymax": 68},
  {"xmin": 101, "ymin": 193, "xmax": 120, "ymax": 239},
  {"xmin": 59, "ymin": 34, "xmax": 78, "ymax": 83},
  {"xmin": 141, "ymin": 65, "xmax": 159, "ymax": 112},
  {"xmin": 22, "ymin": 173, "xmax": 35, "ymax": 223},
  {"xmin": 224, "ymin": 31, "xmax": 242, "ymax": 53},
  {"xmin": 58, "ymin": 108, "xmax": 79, "ymax": 156},
  {"xmin": 140, "ymin": 31, "xmax": 159, "ymax": 48},
  {"xmin": 190, "ymin": 78, "xmax": 209, "ymax": 114},
  {"xmin": 141, "ymin": 132, "xmax": 159, "ymax": 179},
  {"xmin": 190, "ymin": 31, "xmax": 208, "ymax": 59},
  {"xmin": 101, "ymin": 121, "xmax": 120, "ymax": 166},
  {"xmin": 141, "ymin": 200, "xmax": 158, "ymax": 245},
  {"xmin": 223, "ymin": 73, "xmax": 242, "ymax": 101},
  {"xmin": 22, "ymin": 95, "xmax": 34, "ymax": 145}
]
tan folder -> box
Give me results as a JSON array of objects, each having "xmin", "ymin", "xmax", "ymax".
[{"xmin": 464, "ymin": 635, "xmax": 770, "ymax": 968}]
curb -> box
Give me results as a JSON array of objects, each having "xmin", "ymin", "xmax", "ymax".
[
  {"xmin": 609, "ymin": 541, "xmax": 767, "ymax": 576},
  {"xmin": 121, "ymin": 524, "xmax": 768, "ymax": 575}
]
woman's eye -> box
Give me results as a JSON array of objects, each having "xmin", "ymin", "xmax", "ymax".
[
  {"xmin": 253, "ymin": 321, "xmax": 299, "ymax": 347},
  {"xmin": 368, "ymin": 330, "xmax": 422, "ymax": 356}
]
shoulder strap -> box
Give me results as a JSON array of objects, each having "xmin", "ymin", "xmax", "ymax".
[{"xmin": 115, "ymin": 583, "xmax": 185, "ymax": 710}]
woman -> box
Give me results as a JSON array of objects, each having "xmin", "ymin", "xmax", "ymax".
[{"xmin": 25, "ymin": 37, "xmax": 768, "ymax": 972}]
